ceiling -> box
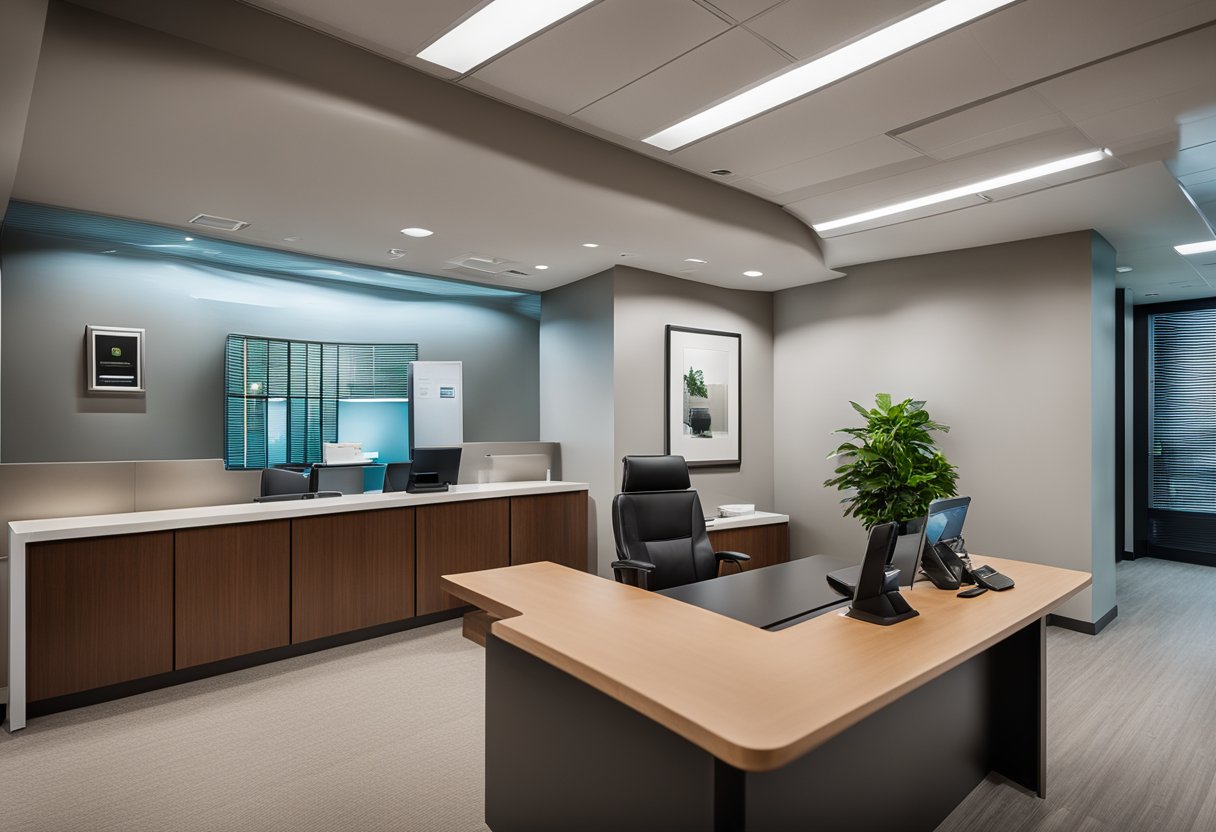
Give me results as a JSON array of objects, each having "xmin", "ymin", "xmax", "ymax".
[{"xmin": 12, "ymin": 0, "xmax": 1216, "ymax": 300}]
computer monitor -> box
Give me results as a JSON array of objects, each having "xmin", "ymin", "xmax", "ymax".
[
  {"xmin": 410, "ymin": 447, "xmax": 462, "ymax": 488},
  {"xmin": 383, "ymin": 461, "xmax": 413, "ymax": 493},
  {"xmin": 924, "ymin": 496, "xmax": 971, "ymax": 546},
  {"xmin": 309, "ymin": 464, "xmax": 366, "ymax": 495}
]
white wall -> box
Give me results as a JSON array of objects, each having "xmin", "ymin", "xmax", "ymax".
[
  {"xmin": 773, "ymin": 231, "xmax": 1116, "ymax": 624},
  {"xmin": 539, "ymin": 271, "xmax": 615, "ymax": 572},
  {"xmin": 612, "ymin": 265, "xmax": 774, "ymax": 525},
  {"xmin": 540, "ymin": 266, "xmax": 776, "ymax": 574}
]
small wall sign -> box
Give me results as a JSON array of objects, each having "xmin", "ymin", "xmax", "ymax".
[{"xmin": 86, "ymin": 325, "xmax": 145, "ymax": 393}]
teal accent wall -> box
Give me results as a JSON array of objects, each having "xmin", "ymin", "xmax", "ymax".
[{"xmin": 0, "ymin": 204, "xmax": 540, "ymax": 462}]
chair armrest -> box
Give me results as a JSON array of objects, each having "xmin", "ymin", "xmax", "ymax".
[
  {"xmin": 714, "ymin": 550, "xmax": 751, "ymax": 563},
  {"xmin": 611, "ymin": 559, "xmax": 656, "ymax": 590}
]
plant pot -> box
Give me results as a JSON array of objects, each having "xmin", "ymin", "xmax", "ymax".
[{"xmin": 688, "ymin": 407, "xmax": 711, "ymax": 436}]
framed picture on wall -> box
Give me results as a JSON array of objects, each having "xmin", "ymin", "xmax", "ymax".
[
  {"xmin": 665, "ymin": 325, "xmax": 741, "ymax": 467},
  {"xmin": 86, "ymin": 325, "xmax": 145, "ymax": 393}
]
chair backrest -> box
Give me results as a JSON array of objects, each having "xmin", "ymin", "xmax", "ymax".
[
  {"xmin": 612, "ymin": 455, "xmax": 716, "ymax": 591},
  {"xmin": 261, "ymin": 466, "xmax": 310, "ymax": 497},
  {"xmin": 309, "ymin": 464, "xmax": 366, "ymax": 495},
  {"xmin": 383, "ymin": 462, "xmax": 413, "ymax": 493}
]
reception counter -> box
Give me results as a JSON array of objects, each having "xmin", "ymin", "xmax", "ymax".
[
  {"xmin": 6, "ymin": 481, "xmax": 588, "ymax": 731},
  {"xmin": 442, "ymin": 556, "xmax": 1090, "ymax": 831}
]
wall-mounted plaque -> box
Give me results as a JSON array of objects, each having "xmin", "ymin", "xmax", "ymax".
[{"xmin": 86, "ymin": 325, "xmax": 145, "ymax": 393}]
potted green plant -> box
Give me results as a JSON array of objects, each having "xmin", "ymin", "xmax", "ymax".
[{"xmin": 824, "ymin": 393, "xmax": 959, "ymax": 530}]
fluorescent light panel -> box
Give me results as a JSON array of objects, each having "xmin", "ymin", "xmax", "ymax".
[
  {"xmin": 1175, "ymin": 240, "xmax": 1216, "ymax": 255},
  {"xmin": 417, "ymin": 0, "xmax": 596, "ymax": 73},
  {"xmin": 644, "ymin": 0, "xmax": 1018, "ymax": 151},
  {"xmin": 812, "ymin": 149, "xmax": 1110, "ymax": 233}
]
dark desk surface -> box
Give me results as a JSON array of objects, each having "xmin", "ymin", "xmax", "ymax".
[{"xmin": 658, "ymin": 555, "xmax": 853, "ymax": 629}]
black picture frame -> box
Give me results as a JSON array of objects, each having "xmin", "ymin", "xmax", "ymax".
[
  {"xmin": 85, "ymin": 325, "xmax": 145, "ymax": 394},
  {"xmin": 664, "ymin": 325, "xmax": 741, "ymax": 467}
]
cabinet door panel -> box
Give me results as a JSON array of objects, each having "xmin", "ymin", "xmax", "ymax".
[
  {"xmin": 27, "ymin": 532, "xmax": 173, "ymax": 701},
  {"xmin": 175, "ymin": 520, "xmax": 291, "ymax": 669},
  {"xmin": 292, "ymin": 508, "xmax": 414, "ymax": 643},
  {"xmin": 510, "ymin": 492, "xmax": 588, "ymax": 571},
  {"xmin": 708, "ymin": 523, "xmax": 789, "ymax": 574},
  {"xmin": 417, "ymin": 499, "xmax": 510, "ymax": 615}
]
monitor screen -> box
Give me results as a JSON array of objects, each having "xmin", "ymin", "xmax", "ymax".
[
  {"xmin": 925, "ymin": 496, "xmax": 971, "ymax": 545},
  {"xmin": 411, "ymin": 447, "xmax": 462, "ymax": 486}
]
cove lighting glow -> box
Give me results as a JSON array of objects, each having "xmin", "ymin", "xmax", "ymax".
[
  {"xmin": 1174, "ymin": 240, "xmax": 1216, "ymax": 255},
  {"xmin": 644, "ymin": 0, "xmax": 1018, "ymax": 151},
  {"xmin": 812, "ymin": 149, "xmax": 1111, "ymax": 233},
  {"xmin": 417, "ymin": 0, "xmax": 597, "ymax": 73}
]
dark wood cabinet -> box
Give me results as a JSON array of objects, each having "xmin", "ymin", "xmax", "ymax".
[
  {"xmin": 416, "ymin": 498, "xmax": 510, "ymax": 614},
  {"xmin": 708, "ymin": 523, "xmax": 790, "ymax": 575},
  {"xmin": 175, "ymin": 521, "xmax": 291, "ymax": 669},
  {"xmin": 510, "ymin": 492, "xmax": 588, "ymax": 571},
  {"xmin": 26, "ymin": 531, "xmax": 173, "ymax": 701},
  {"xmin": 291, "ymin": 508, "xmax": 414, "ymax": 643}
]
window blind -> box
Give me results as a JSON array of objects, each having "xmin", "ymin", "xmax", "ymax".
[
  {"xmin": 1149, "ymin": 309, "xmax": 1216, "ymax": 515},
  {"xmin": 224, "ymin": 334, "xmax": 418, "ymax": 470}
]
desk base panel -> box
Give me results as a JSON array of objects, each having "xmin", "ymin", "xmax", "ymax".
[{"xmin": 485, "ymin": 620, "xmax": 1043, "ymax": 832}]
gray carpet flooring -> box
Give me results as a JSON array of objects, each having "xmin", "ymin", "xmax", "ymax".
[{"xmin": 2, "ymin": 557, "xmax": 1213, "ymax": 832}]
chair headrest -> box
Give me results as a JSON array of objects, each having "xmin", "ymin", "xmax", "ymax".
[{"xmin": 620, "ymin": 455, "xmax": 690, "ymax": 492}]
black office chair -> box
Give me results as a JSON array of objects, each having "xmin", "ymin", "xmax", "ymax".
[
  {"xmin": 611, "ymin": 455, "xmax": 749, "ymax": 591},
  {"xmin": 260, "ymin": 466, "xmax": 310, "ymax": 497}
]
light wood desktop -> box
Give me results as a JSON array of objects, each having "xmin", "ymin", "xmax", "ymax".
[{"xmin": 442, "ymin": 556, "xmax": 1089, "ymax": 831}]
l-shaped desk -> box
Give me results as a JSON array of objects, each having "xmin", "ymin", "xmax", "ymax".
[{"xmin": 443, "ymin": 556, "xmax": 1090, "ymax": 832}]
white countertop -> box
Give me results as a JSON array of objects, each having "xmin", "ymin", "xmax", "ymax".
[
  {"xmin": 8, "ymin": 480, "xmax": 589, "ymax": 543},
  {"xmin": 702, "ymin": 510, "xmax": 788, "ymax": 531}
]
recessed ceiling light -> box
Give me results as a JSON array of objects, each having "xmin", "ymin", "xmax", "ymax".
[
  {"xmin": 283, "ymin": 236, "xmax": 301, "ymax": 242},
  {"xmin": 387, "ymin": 248, "xmax": 407, "ymax": 259},
  {"xmin": 535, "ymin": 265, "xmax": 550, "ymax": 270},
  {"xmin": 417, "ymin": 0, "xmax": 596, "ymax": 73},
  {"xmin": 1116, "ymin": 265, "xmax": 1134, "ymax": 273},
  {"xmin": 183, "ymin": 236, "xmax": 194, "ymax": 242},
  {"xmin": 643, "ymin": 0, "xmax": 1019, "ymax": 151},
  {"xmin": 743, "ymin": 270, "xmax": 764, "ymax": 277},
  {"xmin": 1174, "ymin": 240, "xmax": 1216, "ymax": 255},
  {"xmin": 684, "ymin": 258, "xmax": 708, "ymax": 264},
  {"xmin": 582, "ymin": 243, "xmax": 599, "ymax": 248},
  {"xmin": 710, "ymin": 169, "xmax": 733, "ymax": 176},
  {"xmin": 813, "ymin": 149, "xmax": 1111, "ymax": 233},
  {"xmin": 400, "ymin": 227, "xmax": 434, "ymax": 238}
]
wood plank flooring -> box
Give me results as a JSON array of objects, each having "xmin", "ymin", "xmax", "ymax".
[{"xmin": 937, "ymin": 557, "xmax": 1216, "ymax": 832}]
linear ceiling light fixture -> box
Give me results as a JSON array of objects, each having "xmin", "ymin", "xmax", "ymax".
[
  {"xmin": 417, "ymin": 0, "xmax": 596, "ymax": 73},
  {"xmin": 1174, "ymin": 240, "xmax": 1216, "ymax": 255},
  {"xmin": 643, "ymin": 0, "xmax": 1018, "ymax": 151},
  {"xmin": 811, "ymin": 149, "xmax": 1111, "ymax": 233}
]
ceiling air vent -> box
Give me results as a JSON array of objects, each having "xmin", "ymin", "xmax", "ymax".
[
  {"xmin": 189, "ymin": 213, "xmax": 250, "ymax": 232},
  {"xmin": 443, "ymin": 254, "xmax": 527, "ymax": 277}
]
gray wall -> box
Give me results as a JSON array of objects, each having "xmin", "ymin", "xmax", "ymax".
[
  {"xmin": 539, "ymin": 266, "xmax": 775, "ymax": 575},
  {"xmin": 612, "ymin": 265, "xmax": 774, "ymax": 521},
  {"xmin": 539, "ymin": 270, "xmax": 615, "ymax": 572},
  {"xmin": 773, "ymin": 231, "xmax": 1116, "ymax": 624},
  {"xmin": 0, "ymin": 0, "xmax": 47, "ymax": 226},
  {"xmin": 0, "ymin": 228, "xmax": 540, "ymax": 462},
  {"xmin": 1089, "ymin": 233, "xmax": 1117, "ymax": 620}
]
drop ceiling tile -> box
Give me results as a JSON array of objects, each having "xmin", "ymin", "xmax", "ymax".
[
  {"xmin": 1034, "ymin": 25, "xmax": 1216, "ymax": 124},
  {"xmin": 701, "ymin": 0, "xmax": 785, "ymax": 23},
  {"xmin": 785, "ymin": 129, "xmax": 1102, "ymax": 227},
  {"xmin": 1172, "ymin": 137, "xmax": 1216, "ymax": 178},
  {"xmin": 571, "ymin": 28, "xmax": 790, "ymax": 140},
  {"xmin": 968, "ymin": 0, "xmax": 1216, "ymax": 87},
  {"xmin": 245, "ymin": 0, "xmax": 482, "ymax": 73},
  {"xmin": 748, "ymin": 135, "xmax": 925, "ymax": 194},
  {"xmin": 668, "ymin": 30, "xmax": 1015, "ymax": 180},
  {"xmin": 467, "ymin": 0, "xmax": 729, "ymax": 116},
  {"xmin": 897, "ymin": 89, "xmax": 1068, "ymax": 161},
  {"xmin": 746, "ymin": 0, "xmax": 927, "ymax": 61}
]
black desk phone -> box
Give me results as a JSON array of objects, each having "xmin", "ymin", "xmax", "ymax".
[{"xmin": 921, "ymin": 539, "xmax": 1015, "ymax": 592}]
